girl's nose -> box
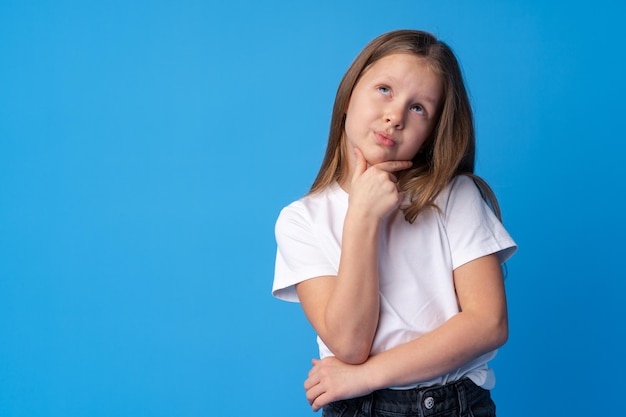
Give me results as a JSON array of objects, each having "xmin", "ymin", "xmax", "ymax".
[{"xmin": 385, "ymin": 107, "xmax": 404, "ymax": 129}]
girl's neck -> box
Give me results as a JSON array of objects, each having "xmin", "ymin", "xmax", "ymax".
[{"xmin": 338, "ymin": 177, "xmax": 350, "ymax": 194}]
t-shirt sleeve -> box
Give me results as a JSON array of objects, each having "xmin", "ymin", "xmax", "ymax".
[
  {"xmin": 443, "ymin": 176, "xmax": 517, "ymax": 270},
  {"xmin": 272, "ymin": 203, "xmax": 337, "ymax": 302}
]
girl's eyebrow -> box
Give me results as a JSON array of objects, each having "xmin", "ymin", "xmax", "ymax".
[
  {"xmin": 419, "ymin": 95, "xmax": 439, "ymax": 108},
  {"xmin": 377, "ymin": 75, "xmax": 439, "ymax": 107}
]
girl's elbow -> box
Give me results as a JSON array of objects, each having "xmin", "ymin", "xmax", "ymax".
[
  {"xmin": 331, "ymin": 343, "xmax": 371, "ymax": 365},
  {"xmin": 474, "ymin": 311, "xmax": 508, "ymax": 351},
  {"xmin": 489, "ymin": 317, "xmax": 509, "ymax": 349},
  {"xmin": 493, "ymin": 327, "xmax": 508, "ymax": 349},
  {"xmin": 335, "ymin": 350, "xmax": 370, "ymax": 365}
]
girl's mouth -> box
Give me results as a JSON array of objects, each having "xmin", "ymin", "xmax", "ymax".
[{"xmin": 374, "ymin": 131, "xmax": 395, "ymax": 147}]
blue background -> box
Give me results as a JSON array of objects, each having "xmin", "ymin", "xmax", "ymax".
[{"xmin": 1, "ymin": 0, "xmax": 624, "ymax": 415}]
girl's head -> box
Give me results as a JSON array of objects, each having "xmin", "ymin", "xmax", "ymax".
[{"xmin": 311, "ymin": 30, "xmax": 479, "ymax": 222}]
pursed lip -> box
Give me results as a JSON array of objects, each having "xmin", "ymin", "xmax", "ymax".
[{"xmin": 374, "ymin": 130, "xmax": 396, "ymax": 147}]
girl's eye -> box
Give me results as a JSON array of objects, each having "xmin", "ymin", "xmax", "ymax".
[
  {"xmin": 410, "ymin": 104, "xmax": 425, "ymax": 115},
  {"xmin": 377, "ymin": 86, "xmax": 391, "ymax": 95}
]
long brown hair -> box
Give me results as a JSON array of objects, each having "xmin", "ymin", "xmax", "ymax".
[{"xmin": 309, "ymin": 30, "xmax": 501, "ymax": 223}]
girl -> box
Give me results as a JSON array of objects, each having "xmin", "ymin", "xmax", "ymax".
[{"xmin": 273, "ymin": 30, "xmax": 516, "ymax": 417}]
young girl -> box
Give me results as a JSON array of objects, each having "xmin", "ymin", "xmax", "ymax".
[{"xmin": 273, "ymin": 30, "xmax": 517, "ymax": 417}]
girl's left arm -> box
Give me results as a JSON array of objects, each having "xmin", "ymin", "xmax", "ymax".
[{"xmin": 304, "ymin": 253, "xmax": 508, "ymax": 412}]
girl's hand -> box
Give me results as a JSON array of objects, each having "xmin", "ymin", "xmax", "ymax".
[
  {"xmin": 304, "ymin": 357, "xmax": 373, "ymax": 412},
  {"xmin": 348, "ymin": 147, "xmax": 412, "ymax": 221}
]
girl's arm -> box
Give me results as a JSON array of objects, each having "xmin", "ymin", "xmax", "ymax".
[
  {"xmin": 296, "ymin": 149, "xmax": 412, "ymax": 365},
  {"xmin": 304, "ymin": 253, "xmax": 508, "ymax": 411}
]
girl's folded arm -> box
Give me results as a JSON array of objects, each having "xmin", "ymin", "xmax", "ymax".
[
  {"xmin": 304, "ymin": 253, "xmax": 508, "ymax": 410},
  {"xmin": 363, "ymin": 253, "xmax": 508, "ymax": 389}
]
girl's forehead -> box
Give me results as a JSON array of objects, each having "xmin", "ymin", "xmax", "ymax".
[
  {"xmin": 370, "ymin": 52, "xmax": 431, "ymax": 70},
  {"xmin": 359, "ymin": 53, "xmax": 439, "ymax": 83},
  {"xmin": 361, "ymin": 54, "xmax": 441, "ymax": 85}
]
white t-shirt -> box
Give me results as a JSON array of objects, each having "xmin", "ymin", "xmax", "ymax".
[{"xmin": 273, "ymin": 175, "xmax": 517, "ymax": 389}]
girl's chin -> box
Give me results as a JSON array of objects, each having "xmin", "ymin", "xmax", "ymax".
[
  {"xmin": 364, "ymin": 148, "xmax": 417, "ymax": 164},
  {"xmin": 362, "ymin": 151, "xmax": 395, "ymax": 165}
]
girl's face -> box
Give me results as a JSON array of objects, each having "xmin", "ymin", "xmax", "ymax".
[{"xmin": 343, "ymin": 53, "xmax": 443, "ymax": 169}]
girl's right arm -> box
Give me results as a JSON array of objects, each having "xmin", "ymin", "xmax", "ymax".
[{"xmin": 296, "ymin": 149, "xmax": 411, "ymax": 364}]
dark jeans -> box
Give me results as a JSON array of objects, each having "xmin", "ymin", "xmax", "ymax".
[{"xmin": 322, "ymin": 378, "xmax": 496, "ymax": 417}]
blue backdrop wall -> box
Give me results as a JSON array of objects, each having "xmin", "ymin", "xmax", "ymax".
[{"xmin": 1, "ymin": 0, "xmax": 624, "ymax": 415}]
